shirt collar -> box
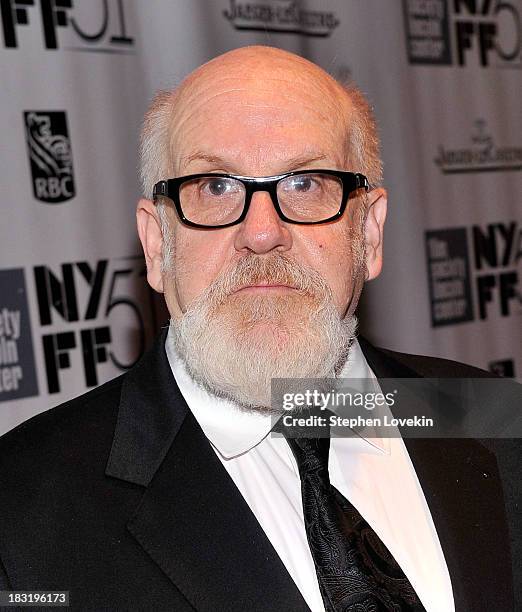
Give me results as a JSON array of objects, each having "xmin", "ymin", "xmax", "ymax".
[{"xmin": 165, "ymin": 326, "xmax": 389, "ymax": 459}]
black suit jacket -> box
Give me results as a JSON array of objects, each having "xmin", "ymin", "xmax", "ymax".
[{"xmin": 0, "ymin": 331, "xmax": 519, "ymax": 611}]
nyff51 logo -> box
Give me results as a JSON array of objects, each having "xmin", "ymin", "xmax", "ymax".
[
  {"xmin": 1, "ymin": 0, "xmax": 133, "ymax": 52},
  {"xmin": 404, "ymin": 0, "xmax": 521, "ymax": 68},
  {"xmin": 24, "ymin": 111, "xmax": 75, "ymax": 204},
  {"xmin": 34, "ymin": 257, "xmax": 157, "ymax": 393}
]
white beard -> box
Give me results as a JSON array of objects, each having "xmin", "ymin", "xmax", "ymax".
[{"xmin": 167, "ymin": 253, "xmax": 358, "ymax": 412}]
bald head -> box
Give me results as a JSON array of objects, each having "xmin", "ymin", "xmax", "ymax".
[
  {"xmin": 140, "ymin": 46, "xmax": 382, "ymax": 197},
  {"xmin": 176, "ymin": 46, "xmax": 347, "ymax": 113}
]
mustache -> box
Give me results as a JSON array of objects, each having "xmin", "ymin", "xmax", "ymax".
[{"xmin": 190, "ymin": 253, "xmax": 332, "ymax": 310}]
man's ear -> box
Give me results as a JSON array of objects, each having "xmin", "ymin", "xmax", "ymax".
[
  {"xmin": 136, "ymin": 198, "xmax": 164, "ymax": 293},
  {"xmin": 364, "ymin": 188, "xmax": 387, "ymax": 281}
]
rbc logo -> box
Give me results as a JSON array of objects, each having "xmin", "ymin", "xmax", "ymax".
[{"xmin": 23, "ymin": 111, "xmax": 76, "ymax": 204}]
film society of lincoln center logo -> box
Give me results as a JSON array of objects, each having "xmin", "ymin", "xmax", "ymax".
[
  {"xmin": 24, "ymin": 111, "xmax": 75, "ymax": 204},
  {"xmin": 403, "ymin": 0, "xmax": 521, "ymax": 67},
  {"xmin": 223, "ymin": 0, "xmax": 340, "ymax": 36},
  {"xmin": 0, "ymin": 269, "xmax": 38, "ymax": 402}
]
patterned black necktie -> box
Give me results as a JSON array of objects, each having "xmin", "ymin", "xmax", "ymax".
[{"xmin": 286, "ymin": 433, "xmax": 426, "ymax": 612}]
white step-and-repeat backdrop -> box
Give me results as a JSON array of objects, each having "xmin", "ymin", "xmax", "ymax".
[{"xmin": 1, "ymin": 0, "xmax": 521, "ymax": 434}]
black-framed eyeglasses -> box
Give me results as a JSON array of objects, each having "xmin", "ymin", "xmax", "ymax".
[{"xmin": 152, "ymin": 169, "xmax": 369, "ymax": 229}]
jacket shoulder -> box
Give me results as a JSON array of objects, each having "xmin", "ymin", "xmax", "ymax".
[
  {"xmin": 0, "ymin": 374, "xmax": 125, "ymax": 485},
  {"xmin": 365, "ymin": 341, "xmax": 494, "ymax": 378}
]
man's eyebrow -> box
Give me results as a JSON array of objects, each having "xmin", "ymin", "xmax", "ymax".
[
  {"xmin": 277, "ymin": 153, "xmax": 330, "ymax": 171},
  {"xmin": 181, "ymin": 152, "xmax": 230, "ymax": 168},
  {"xmin": 179, "ymin": 151, "xmax": 330, "ymax": 174}
]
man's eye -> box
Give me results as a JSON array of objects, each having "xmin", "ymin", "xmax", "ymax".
[
  {"xmin": 290, "ymin": 177, "xmax": 313, "ymax": 192},
  {"xmin": 202, "ymin": 178, "xmax": 236, "ymax": 196},
  {"xmin": 285, "ymin": 175, "xmax": 321, "ymax": 193}
]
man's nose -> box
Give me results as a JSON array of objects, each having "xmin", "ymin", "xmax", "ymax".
[{"xmin": 234, "ymin": 190, "xmax": 292, "ymax": 254}]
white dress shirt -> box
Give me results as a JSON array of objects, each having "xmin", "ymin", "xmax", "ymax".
[{"xmin": 165, "ymin": 329, "xmax": 455, "ymax": 612}]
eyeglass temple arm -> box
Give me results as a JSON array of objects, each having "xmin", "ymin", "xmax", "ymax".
[
  {"xmin": 355, "ymin": 173, "xmax": 369, "ymax": 191},
  {"xmin": 153, "ymin": 181, "xmax": 168, "ymax": 199}
]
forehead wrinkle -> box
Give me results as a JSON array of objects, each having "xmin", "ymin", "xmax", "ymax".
[
  {"xmin": 174, "ymin": 119, "xmax": 341, "ymax": 172},
  {"xmin": 172, "ymin": 118, "xmax": 343, "ymax": 176},
  {"xmin": 169, "ymin": 63, "xmax": 347, "ymax": 128},
  {"xmin": 172, "ymin": 85, "xmax": 341, "ymax": 134},
  {"xmin": 178, "ymin": 151, "xmax": 333, "ymax": 175},
  {"xmin": 167, "ymin": 60, "xmax": 352, "ymax": 174},
  {"xmin": 171, "ymin": 88, "xmax": 342, "ymax": 150}
]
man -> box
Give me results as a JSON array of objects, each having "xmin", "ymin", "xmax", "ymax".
[{"xmin": 0, "ymin": 46, "xmax": 519, "ymax": 611}]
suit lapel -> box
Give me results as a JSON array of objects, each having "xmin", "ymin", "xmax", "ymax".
[
  {"xmin": 127, "ymin": 410, "xmax": 309, "ymax": 612},
  {"xmin": 359, "ymin": 338, "xmax": 514, "ymax": 611},
  {"xmin": 106, "ymin": 330, "xmax": 310, "ymax": 612}
]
